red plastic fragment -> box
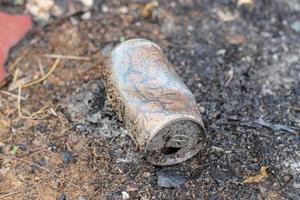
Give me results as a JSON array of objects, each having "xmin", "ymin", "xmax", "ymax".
[{"xmin": 0, "ymin": 12, "xmax": 32, "ymax": 84}]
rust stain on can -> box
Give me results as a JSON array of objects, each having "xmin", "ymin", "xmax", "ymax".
[{"xmin": 104, "ymin": 39, "xmax": 206, "ymax": 165}]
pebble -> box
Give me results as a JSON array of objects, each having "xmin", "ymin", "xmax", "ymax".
[
  {"xmin": 119, "ymin": 7, "xmax": 128, "ymax": 14},
  {"xmin": 217, "ymin": 49, "xmax": 226, "ymax": 56},
  {"xmin": 59, "ymin": 192, "xmax": 66, "ymax": 200},
  {"xmin": 209, "ymin": 169, "xmax": 230, "ymax": 185},
  {"xmin": 80, "ymin": 0, "xmax": 94, "ymax": 7},
  {"xmin": 48, "ymin": 143, "xmax": 57, "ymax": 152},
  {"xmin": 78, "ymin": 196, "xmax": 86, "ymax": 200},
  {"xmin": 199, "ymin": 106, "xmax": 206, "ymax": 113},
  {"xmin": 156, "ymin": 169, "xmax": 188, "ymax": 188},
  {"xmin": 37, "ymin": 158, "xmax": 46, "ymax": 166},
  {"xmin": 291, "ymin": 20, "xmax": 300, "ymax": 33},
  {"xmin": 18, "ymin": 143, "xmax": 26, "ymax": 151},
  {"xmin": 35, "ymin": 123, "xmax": 49, "ymax": 133},
  {"xmin": 81, "ymin": 12, "xmax": 91, "ymax": 20},
  {"xmin": 121, "ymin": 191, "xmax": 130, "ymax": 200},
  {"xmin": 102, "ymin": 5, "xmax": 109, "ymax": 13},
  {"xmin": 61, "ymin": 151, "xmax": 75, "ymax": 164},
  {"xmin": 283, "ymin": 174, "xmax": 293, "ymax": 183}
]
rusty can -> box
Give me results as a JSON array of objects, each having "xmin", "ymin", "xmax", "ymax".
[{"xmin": 103, "ymin": 39, "xmax": 206, "ymax": 165}]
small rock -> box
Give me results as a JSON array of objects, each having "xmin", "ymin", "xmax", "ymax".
[
  {"xmin": 78, "ymin": 196, "xmax": 86, "ymax": 200},
  {"xmin": 142, "ymin": 171, "xmax": 151, "ymax": 177},
  {"xmin": 26, "ymin": 0, "xmax": 54, "ymax": 22},
  {"xmin": 61, "ymin": 151, "xmax": 75, "ymax": 164},
  {"xmin": 102, "ymin": 5, "xmax": 109, "ymax": 13},
  {"xmin": 35, "ymin": 123, "xmax": 49, "ymax": 133},
  {"xmin": 121, "ymin": 191, "xmax": 130, "ymax": 200},
  {"xmin": 79, "ymin": 0, "xmax": 94, "ymax": 8},
  {"xmin": 48, "ymin": 143, "xmax": 57, "ymax": 152},
  {"xmin": 187, "ymin": 25, "xmax": 194, "ymax": 31},
  {"xmin": 81, "ymin": 12, "xmax": 91, "ymax": 20},
  {"xmin": 156, "ymin": 169, "xmax": 188, "ymax": 188},
  {"xmin": 283, "ymin": 174, "xmax": 293, "ymax": 183},
  {"xmin": 17, "ymin": 143, "xmax": 26, "ymax": 151},
  {"xmin": 119, "ymin": 6, "xmax": 128, "ymax": 14},
  {"xmin": 291, "ymin": 20, "xmax": 300, "ymax": 33},
  {"xmin": 37, "ymin": 158, "xmax": 46, "ymax": 166},
  {"xmin": 59, "ymin": 192, "xmax": 66, "ymax": 200},
  {"xmin": 217, "ymin": 49, "xmax": 226, "ymax": 56},
  {"xmin": 199, "ymin": 106, "xmax": 206, "ymax": 113},
  {"xmin": 209, "ymin": 169, "xmax": 230, "ymax": 185}
]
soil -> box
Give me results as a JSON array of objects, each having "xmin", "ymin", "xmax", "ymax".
[{"xmin": 0, "ymin": 0, "xmax": 300, "ymax": 199}]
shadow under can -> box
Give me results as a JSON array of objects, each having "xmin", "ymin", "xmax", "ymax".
[{"xmin": 103, "ymin": 39, "xmax": 206, "ymax": 165}]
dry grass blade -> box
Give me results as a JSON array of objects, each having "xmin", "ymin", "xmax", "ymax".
[
  {"xmin": 44, "ymin": 54, "xmax": 91, "ymax": 61},
  {"xmin": 0, "ymin": 186, "xmax": 31, "ymax": 199},
  {"xmin": 8, "ymin": 56, "xmax": 23, "ymax": 71},
  {"xmin": 17, "ymin": 87, "xmax": 48, "ymax": 119},
  {"xmin": 87, "ymin": 187, "xmax": 102, "ymax": 200},
  {"xmin": 15, "ymin": 59, "xmax": 60, "ymax": 119},
  {"xmin": 21, "ymin": 58, "xmax": 60, "ymax": 88},
  {"xmin": 13, "ymin": 68, "xmax": 20, "ymax": 83},
  {"xmin": 0, "ymin": 90, "xmax": 26, "ymax": 100},
  {"xmin": 17, "ymin": 86, "xmax": 27, "ymax": 119},
  {"xmin": 8, "ymin": 77, "xmax": 31, "ymax": 91}
]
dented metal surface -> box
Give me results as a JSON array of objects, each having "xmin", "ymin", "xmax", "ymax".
[{"xmin": 104, "ymin": 39, "xmax": 206, "ymax": 165}]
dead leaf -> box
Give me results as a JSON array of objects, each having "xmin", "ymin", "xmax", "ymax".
[
  {"xmin": 142, "ymin": 1, "xmax": 159, "ymax": 18},
  {"xmin": 225, "ymin": 34, "xmax": 246, "ymax": 45},
  {"xmin": 0, "ymin": 119, "xmax": 10, "ymax": 128},
  {"xmin": 243, "ymin": 166, "xmax": 269, "ymax": 183}
]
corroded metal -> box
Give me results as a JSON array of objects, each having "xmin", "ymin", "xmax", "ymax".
[{"xmin": 104, "ymin": 39, "xmax": 206, "ymax": 165}]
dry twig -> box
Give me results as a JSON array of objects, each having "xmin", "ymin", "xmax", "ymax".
[
  {"xmin": 44, "ymin": 54, "xmax": 91, "ymax": 61},
  {"xmin": 0, "ymin": 90, "xmax": 26, "ymax": 100}
]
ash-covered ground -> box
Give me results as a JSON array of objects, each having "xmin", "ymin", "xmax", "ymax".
[{"xmin": 0, "ymin": 0, "xmax": 299, "ymax": 199}]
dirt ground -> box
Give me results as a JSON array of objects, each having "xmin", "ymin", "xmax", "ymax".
[{"xmin": 0, "ymin": 0, "xmax": 300, "ymax": 199}]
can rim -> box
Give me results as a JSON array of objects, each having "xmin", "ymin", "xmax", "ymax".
[
  {"xmin": 145, "ymin": 115, "xmax": 206, "ymax": 166},
  {"xmin": 113, "ymin": 38, "xmax": 162, "ymax": 52}
]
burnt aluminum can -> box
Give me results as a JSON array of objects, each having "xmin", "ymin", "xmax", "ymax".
[{"xmin": 104, "ymin": 39, "xmax": 206, "ymax": 165}]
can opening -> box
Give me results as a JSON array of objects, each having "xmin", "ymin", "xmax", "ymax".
[
  {"xmin": 145, "ymin": 119, "xmax": 206, "ymax": 165},
  {"xmin": 161, "ymin": 147, "xmax": 181, "ymax": 155}
]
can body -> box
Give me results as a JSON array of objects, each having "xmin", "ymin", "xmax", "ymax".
[{"xmin": 104, "ymin": 39, "xmax": 206, "ymax": 165}]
